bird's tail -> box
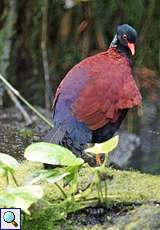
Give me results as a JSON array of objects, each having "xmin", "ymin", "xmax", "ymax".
[
  {"xmin": 44, "ymin": 127, "xmax": 65, "ymax": 145},
  {"xmin": 43, "ymin": 126, "xmax": 96, "ymax": 166},
  {"xmin": 44, "ymin": 126, "xmax": 82, "ymax": 154},
  {"xmin": 43, "ymin": 127, "xmax": 66, "ymax": 169}
]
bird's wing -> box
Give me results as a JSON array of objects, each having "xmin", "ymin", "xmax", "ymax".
[{"xmin": 72, "ymin": 50, "xmax": 142, "ymax": 130}]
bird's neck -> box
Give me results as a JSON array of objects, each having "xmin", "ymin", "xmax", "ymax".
[{"xmin": 109, "ymin": 35, "xmax": 132, "ymax": 61}]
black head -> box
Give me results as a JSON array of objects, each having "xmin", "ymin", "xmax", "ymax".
[
  {"xmin": 110, "ymin": 24, "xmax": 137, "ymax": 56},
  {"xmin": 117, "ymin": 24, "xmax": 137, "ymax": 55}
]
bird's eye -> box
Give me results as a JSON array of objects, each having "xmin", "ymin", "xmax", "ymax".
[{"xmin": 123, "ymin": 34, "xmax": 128, "ymax": 39}]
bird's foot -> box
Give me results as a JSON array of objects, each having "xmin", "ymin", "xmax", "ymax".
[{"xmin": 96, "ymin": 154, "xmax": 102, "ymax": 166}]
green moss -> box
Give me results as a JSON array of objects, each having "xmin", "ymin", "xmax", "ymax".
[
  {"xmin": 108, "ymin": 169, "xmax": 160, "ymax": 203},
  {"xmin": 19, "ymin": 128, "xmax": 34, "ymax": 139}
]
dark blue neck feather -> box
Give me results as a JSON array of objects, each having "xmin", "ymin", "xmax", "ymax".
[{"xmin": 109, "ymin": 35, "xmax": 132, "ymax": 61}]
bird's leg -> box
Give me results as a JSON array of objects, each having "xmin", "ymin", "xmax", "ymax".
[{"xmin": 96, "ymin": 153, "xmax": 102, "ymax": 166}]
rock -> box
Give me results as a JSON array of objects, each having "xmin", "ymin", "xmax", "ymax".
[
  {"xmin": 109, "ymin": 132, "xmax": 140, "ymax": 167},
  {"xmin": 107, "ymin": 204, "xmax": 160, "ymax": 230}
]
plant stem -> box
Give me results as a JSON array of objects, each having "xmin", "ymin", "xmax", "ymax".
[
  {"xmin": 102, "ymin": 154, "xmax": 108, "ymax": 167},
  {"xmin": 6, "ymin": 173, "xmax": 9, "ymax": 186},
  {"xmin": 95, "ymin": 171, "xmax": 103, "ymax": 203},
  {"xmin": 55, "ymin": 182, "xmax": 67, "ymax": 199},
  {"xmin": 100, "ymin": 182, "xmax": 104, "ymax": 203},
  {"xmin": 104, "ymin": 180, "xmax": 107, "ymax": 203},
  {"xmin": 96, "ymin": 183, "xmax": 101, "ymax": 202},
  {"xmin": 70, "ymin": 170, "xmax": 79, "ymax": 197},
  {"xmin": 11, "ymin": 173, "xmax": 19, "ymax": 186},
  {"xmin": 0, "ymin": 74, "xmax": 53, "ymax": 128},
  {"xmin": 7, "ymin": 89, "xmax": 32, "ymax": 125}
]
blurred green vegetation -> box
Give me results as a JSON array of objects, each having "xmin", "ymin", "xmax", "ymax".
[{"xmin": 0, "ymin": 0, "xmax": 159, "ymax": 106}]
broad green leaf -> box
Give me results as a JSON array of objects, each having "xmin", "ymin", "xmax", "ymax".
[
  {"xmin": 0, "ymin": 185, "xmax": 43, "ymax": 215},
  {"xmin": 24, "ymin": 142, "xmax": 84, "ymax": 166},
  {"xmin": 24, "ymin": 170, "xmax": 55, "ymax": 185},
  {"xmin": 47, "ymin": 172, "xmax": 70, "ymax": 184},
  {"xmin": 0, "ymin": 153, "xmax": 19, "ymax": 173},
  {"xmin": 25, "ymin": 169, "xmax": 70, "ymax": 185},
  {"xmin": 85, "ymin": 135, "xmax": 119, "ymax": 155}
]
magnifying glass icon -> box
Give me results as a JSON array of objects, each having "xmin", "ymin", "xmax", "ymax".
[{"xmin": 3, "ymin": 211, "xmax": 18, "ymax": 227}]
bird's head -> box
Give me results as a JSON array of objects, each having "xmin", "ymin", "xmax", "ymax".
[
  {"xmin": 117, "ymin": 24, "xmax": 137, "ymax": 55},
  {"xmin": 110, "ymin": 24, "xmax": 137, "ymax": 56}
]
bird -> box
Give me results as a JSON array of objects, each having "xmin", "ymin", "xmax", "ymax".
[{"xmin": 44, "ymin": 24, "xmax": 142, "ymax": 166}]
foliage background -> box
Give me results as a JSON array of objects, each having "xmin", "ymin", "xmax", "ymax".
[{"xmin": 0, "ymin": 0, "xmax": 159, "ymax": 105}]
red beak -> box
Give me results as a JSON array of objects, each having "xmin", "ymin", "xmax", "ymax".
[{"xmin": 128, "ymin": 42, "xmax": 135, "ymax": 55}]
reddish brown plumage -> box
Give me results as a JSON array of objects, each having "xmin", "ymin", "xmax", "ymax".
[
  {"xmin": 72, "ymin": 48, "xmax": 142, "ymax": 130},
  {"xmin": 45, "ymin": 24, "xmax": 142, "ymax": 163}
]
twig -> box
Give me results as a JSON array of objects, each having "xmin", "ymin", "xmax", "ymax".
[
  {"xmin": 7, "ymin": 89, "xmax": 32, "ymax": 125},
  {"xmin": 41, "ymin": 0, "xmax": 51, "ymax": 110},
  {"xmin": 0, "ymin": 74, "xmax": 53, "ymax": 128}
]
